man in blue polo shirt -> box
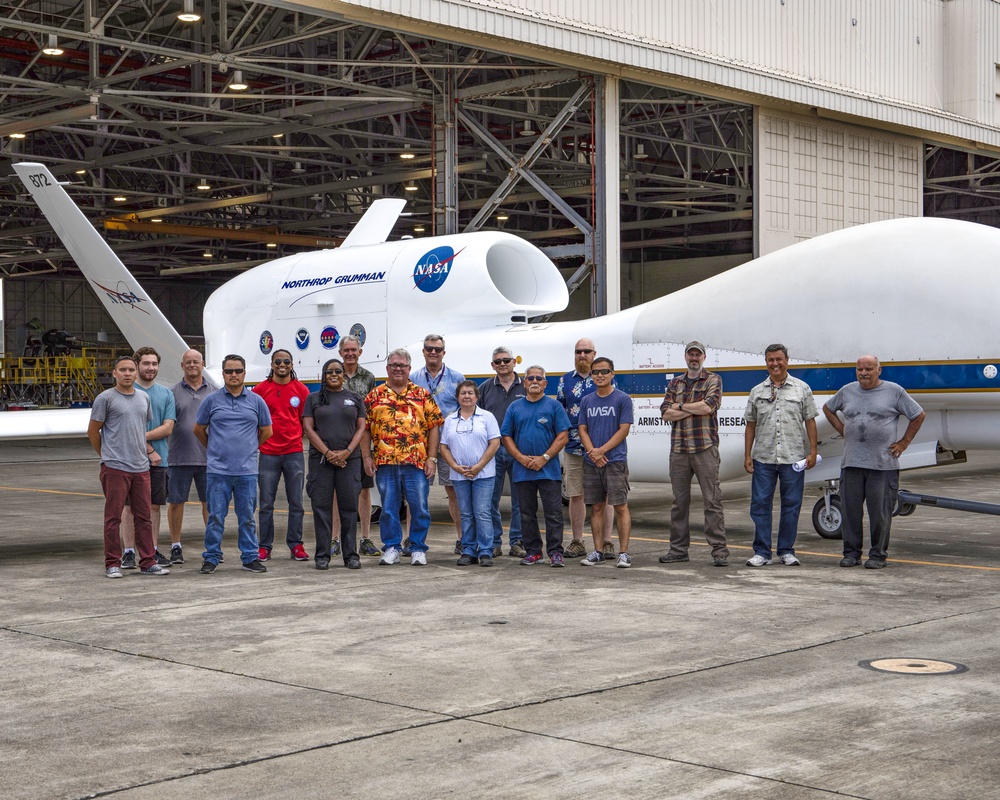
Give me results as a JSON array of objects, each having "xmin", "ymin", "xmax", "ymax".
[
  {"xmin": 500, "ymin": 365, "xmax": 570, "ymax": 567},
  {"xmin": 194, "ymin": 354, "xmax": 273, "ymax": 574}
]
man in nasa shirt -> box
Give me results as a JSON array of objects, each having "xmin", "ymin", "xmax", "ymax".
[{"xmin": 253, "ymin": 349, "xmax": 311, "ymax": 562}]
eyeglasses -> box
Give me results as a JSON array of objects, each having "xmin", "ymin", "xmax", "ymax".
[
  {"xmin": 325, "ymin": 369, "xmax": 344, "ymax": 375},
  {"xmin": 524, "ymin": 375, "xmax": 545, "ymax": 382},
  {"xmin": 273, "ymin": 358, "xmax": 292, "ymax": 365},
  {"xmin": 387, "ymin": 363, "xmax": 410, "ymax": 370},
  {"xmin": 575, "ymin": 349, "xmax": 594, "ymax": 355},
  {"xmin": 492, "ymin": 358, "xmax": 513, "ymax": 365},
  {"xmin": 424, "ymin": 346, "xmax": 444, "ymax": 353},
  {"xmin": 591, "ymin": 368, "xmax": 612, "ymax": 376},
  {"xmin": 223, "ymin": 368, "xmax": 245, "ymax": 375}
]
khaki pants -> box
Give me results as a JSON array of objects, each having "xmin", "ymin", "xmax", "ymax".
[{"xmin": 668, "ymin": 446, "xmax": 728, "ymax": 557}]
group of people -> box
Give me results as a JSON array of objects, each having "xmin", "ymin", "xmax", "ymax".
[{"xmin": 88, "ymin": 334, "xmax": 924, "ymax": 579}]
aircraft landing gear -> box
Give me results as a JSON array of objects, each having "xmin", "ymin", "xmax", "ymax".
[{"xmin": 811, "ymin": 480, "xmax": 843, "ymax": 539}]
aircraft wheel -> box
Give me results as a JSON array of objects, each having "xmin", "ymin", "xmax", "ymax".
[
  {"xmin": 812, "ymin": 495, "xmax": 843, "ymax": 539},
  {"xmin": 897, "ymin": 501, "xmax": 916, "ymax": 517}
]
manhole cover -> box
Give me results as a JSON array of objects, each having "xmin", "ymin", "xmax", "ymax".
[{"xmin": 860, "ymin": 658, "xmax": 968, "ymax": 675}]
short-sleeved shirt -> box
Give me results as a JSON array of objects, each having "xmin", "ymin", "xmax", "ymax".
[
  {"xmin": 556, "ymin": 370, "xmax": 601, "ymax": 455},
  {"xmin": 136, "ymin": 383, "xmax": 176, "ymax": 466},
  {"xmin": 478, "ymin": 374, "xmax": 526, "ymax": 430},
  {"xmin": 579, "ymin": 388, "xmax": 633, "ymax": 464},
  {"xmin": 744, "ymin": 374, "xmax": 819, "ymax": 464},
  {"xmin": 169, "ymin": 378, "xmax": 213, "ymax": 466},
  {"xmin": 825, "ymin": 380, "xmax": 923, "ymax": 471},
  {"xmin": 365, "ymin": 382, "xmax": 444, "ymax": 468},
  {"xmin": 196, "ymin": 387, "xmax": 272, "ymax": 475},
  {"xmin": 661, "ymin": 370, "xmax": 722, "ymax": 453},
  {"xmin": 412, "ymin": 364, "xmax": 465, "ymax": 417},
  {"xmin": 253, "ymin": 378, "xmax": 310, "ymax": 455},
  {"xmin": 302, "ymin": 390, "xmax": 366, "ymax": 460},
  {"xmin": 440, "ymin": 408, "xmax": 501, "ymax": 482},
  {"xmin": 344, "ymin": 365, "xmax": 376, "ymax": 397},
  {"xmin": 500, "ymin": 396, "xmax": 571, "ymax": 483},
  {"xmin": 90, "ymin": 387, "xmax": 152, "ymax": 473}
]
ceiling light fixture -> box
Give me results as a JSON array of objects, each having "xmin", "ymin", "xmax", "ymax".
[
  {"xmin": 42, "ymin": 35, "xmax": 64, "ymax": 56},
  {"xmin": 113, "ymin": 195, "xmax": 127, "ymax": 202},
  {"xmin": 413, "ymin": 226, "xmax": 425, "ymax": 233},
  {"xmin": 291, "ymin": 162, "xmax": 305, "ymax": 174},
  {"xmin": 400, "ymin": 143, "xmax": 415, "ymax": 160},
  {"xmin": 404, "ymin": 182, "xmax": 418, "ymax": 192},
  {"xmin": 496, "ymin": 213, "xmax": 509, "ymax": 221},
  {"xmin": 9, "ymin": 132, "xmax": 26, "ymax": 139},
  {"xmin": 196, "ymin": 179, "xmax": 211, "ymax": 190},
  {"xmin": 75, "ymin": 169, "xmax": 87, "ymax": 175},
  {"xmin": 634, "ymin": 143, "xmax": 648, "ymax": 160},
  {"xmin": 202, "ymin": 251, "xmax": 213, "ymax": 258},
  {"xmin": 520, "ymin": 120, "xmax": 535, "ymax": 137},
  {"xmin": 266, "ymin": 242, "xmax": 277, "ymax": 248},
  {"xmin": 151, "ymin": 218, "xmax": 163, "ymax": 223},
  {"xmin": 177, "ymin": 0, "xmax": 202, "ymax": 22},
  {"xmin": 272, "ymin": 132, "xmax": 284, "ymax": 139},
  {"xmin": 229, "ymin": 70, "xmax": 248, "ymax": 91}
]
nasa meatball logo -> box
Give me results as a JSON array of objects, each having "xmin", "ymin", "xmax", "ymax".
[
  {"xmin": 320, "ymin": 326, "xmax": 340, "ymax": 349},
  {"xmin": 413, "ymin": 246, "xmax": 464, "ymax": 293},
  {"xmin": 350, "ymin": 323, "xmax": 366, "ymax": 346},
  {"xmin": 259, "ymin": 330, "xmax": 274, "ymax": 355},
  {"xmin": 295, "ymin": 328, "xmax": 309, "ymax": 350}
]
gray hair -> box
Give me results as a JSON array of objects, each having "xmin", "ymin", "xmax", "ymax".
[
  {"xmin": 492, "ymin": 346, "xmax": 512, "ymax": 359},
  {"xmin": 339, "ymin": 335, "xmax": 362, "ymax": 351},
  {"xmin": 525, "ymin": 364, "xmax": 546, "ymax": 377},
  {"xmin": 423, "ymin": 334, "xmax": 445, "ymax": 347},
  {"xmin": 386, "ymin": 348, "xmax": 411, "ymax": 365}
]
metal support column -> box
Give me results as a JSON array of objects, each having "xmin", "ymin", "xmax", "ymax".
[
  {"xmin": 435, "ymin": 71, "xmax": 459, "ymax": 235},
  {"xmin": 593, "ymin": 76, "xmax": 621, "ymax": 315}
]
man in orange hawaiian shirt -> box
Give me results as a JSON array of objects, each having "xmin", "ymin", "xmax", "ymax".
[{"xmin": 365, "ymin": 348, "xmax": 444, "ymax": 566}]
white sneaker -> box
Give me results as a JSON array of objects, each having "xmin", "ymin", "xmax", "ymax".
[
  {"xmin": 105, "ymin": 566, "xmax": 123, "ymax": 579},
  {"xmin": 779, "ymin": 553, "xmax": 801, "ymax": 566},
  {"xmin": 379, "ymin": 547, "xmax": 400, "ymax": 565},
  {"xmin": 745, "ymin": 554, "xmax": 773, "ymax": 567},
  {"xmin": 616, "ymin": 553, "xmax": 632, "ymax": 568},
  {"xmin": 410, "ymin": 551, "xmax": 427, "ymax": 566}
]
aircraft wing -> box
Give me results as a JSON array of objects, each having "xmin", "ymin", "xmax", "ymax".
[
  {"xmin": 12, "ymin": 163, "xmax": 189, "ymax": 385},
  {"xmin": 0, "ymin": 408, "xmax": 92, "ymax": 440},
  {"xmin": 338, "ymin": 198, "xmax": 406, "ymax": 248}
]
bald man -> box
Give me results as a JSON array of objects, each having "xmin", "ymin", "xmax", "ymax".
[
  {"xmin": 823, "ymin": 355, "xmax": 924, "ymax": 569},
  {"xmin": 165, "ymin": 348, "xmax": 214, "ymax": 564}
]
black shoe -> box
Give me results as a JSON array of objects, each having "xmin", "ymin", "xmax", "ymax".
[
  {"xmin": 315, "ymin": 557, "xmax": 330, "ymax": 570},
  {"xmin": 121, "ymin": 551, "xmax": 137, "ymax": 569},
  {"xmin": 457, "ymin": 554, "xmax": 475, "ymax": 566},
  {"xmin": 479, "ymin": 555, "xmax": 494, "ymax": 567},
  {"xmin": 346, "ymin": 556, "xmax": 361, "ymax": 570},
  {"xmin": 453, "ymin": 539, "xmax": 462, "ymax": 555},
  {"xmin": 199, "ymin": 560, "xmax": 217, "ymax": 574},
  {"xmin": 840, "ymin": 556, "xmax": 861, "ymax": 567},
  {"xmin": 170, "ymin": 544, "xmax": 184, "ymax": 564},
  {"xmin": 242, "ymin": 559, "xmax": 267, "ymax": 573},
  {"xmin": 658, "ymin": 553, "xmax": 689, "ymax": 563},
  {"xmin": 864, "ymin": 558, "xmax": 887, "ymax": 569},
  {"xmin": 154, "ymin": 550, "xmax": 172, "ymax": 568}
]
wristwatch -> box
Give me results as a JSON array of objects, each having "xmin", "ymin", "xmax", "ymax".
[{"xmin": 542, "ymin": 453, "xmax": 550, "ymax": 461}]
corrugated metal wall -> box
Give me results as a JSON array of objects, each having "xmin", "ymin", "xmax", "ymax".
[{"xmin": 757, "ymin": 109, "xmax": 921, "ymax": 254}]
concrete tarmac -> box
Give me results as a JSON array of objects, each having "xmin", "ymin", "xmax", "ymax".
[{"xmin": 2, "ymin": 441, "xmax": 999, "ymax": 800}]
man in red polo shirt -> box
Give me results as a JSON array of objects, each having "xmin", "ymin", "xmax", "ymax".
[{"xmin": 253, "ymin": 349, "xmax": 311, "ymax": 561}]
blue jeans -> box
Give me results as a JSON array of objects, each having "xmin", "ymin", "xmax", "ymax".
[
  {"xmin": 375, "ymin": 465, "xmax": 430, "ymax": 552},
  {"xmin": 257, "ymin": 452, "xmax": 305, "ymax": 551},
  {"xmin": 749, "ymin": 460, "xmax": 804, "ymax": 559},
  {"xmin": 453, "ymin": 476, "xmax": 495, "ymax": 558},
  {"xmin": 490, "ymin": 446, "xmax": 521, "ymax": 547},
  {"xmin": 204, "ymin": 473, "xmax": 259, "ymax": 565}
]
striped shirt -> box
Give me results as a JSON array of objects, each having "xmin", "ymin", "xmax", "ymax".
[{"xmin": 661, "ymin": 370, "xmax": 722, "ymax": 453}]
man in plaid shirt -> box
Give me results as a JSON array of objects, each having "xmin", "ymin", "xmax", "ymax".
[{"xmin": 658, "ymin": 341, "xmax": 730, "ymax": 567}]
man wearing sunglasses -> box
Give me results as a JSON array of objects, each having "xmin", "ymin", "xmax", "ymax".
[
  {"xmin": 477, "ymin": 346, "xmax": 527, "ymax": 558},
  {"xmin": 253, "ymin": 349, "xmax": 311, "ymax": 563},
  {"xmin": 194, "ymin": 355, "xmax": 273, "ymax": 574},
  {"xmin": 743, "ymin": 343, "xmax": 819, "ymax": 567},
  {"xmin": 411, "ymin": 334, "xmax": 465, "ymax": 555}
]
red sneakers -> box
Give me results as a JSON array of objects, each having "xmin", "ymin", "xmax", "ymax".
[
  {"xmin": 258, "ymin": 547, "xmax": 270, "ymax": 562},
  {"xmin": 290, "ymin": 544, "xmax": 310, "ymax": 561}
]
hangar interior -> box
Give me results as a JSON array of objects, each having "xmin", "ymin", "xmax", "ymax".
[{"xmin": 0, "ymin": 0, "xmax": 998, "ymax": 369}]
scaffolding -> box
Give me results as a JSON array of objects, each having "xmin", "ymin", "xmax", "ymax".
[{"xmin": 0, "ymin": 349, "xmax": 113, "ymax": 409}]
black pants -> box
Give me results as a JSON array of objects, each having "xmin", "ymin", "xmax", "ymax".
[
  {"xmin": 307, "ymin": 455, "xmax": 361, "ymax": 562},
  {"xmin": 840, "ymin": 467, "xmax": 897, "ymax": 561},
  {"xmin": 516, "ymin": 479, "xmax": 564, "ymax": 557}
]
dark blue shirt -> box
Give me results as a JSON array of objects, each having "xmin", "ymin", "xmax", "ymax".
[
  {"xmin": 500, "ymin": 396, "xmax": 570, "ymax": 483},
  {"xmin": 579, "ymin": 388, "xmax": 633, "ymax": 464},
  {"xmin": 196, "ymin": 387, "xmax": 272, "ymax": 475}
]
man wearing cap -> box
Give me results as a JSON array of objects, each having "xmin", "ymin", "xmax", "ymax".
[{"xmin": 658, "ymin": 341, "xmax": 730, "ymax": 567}]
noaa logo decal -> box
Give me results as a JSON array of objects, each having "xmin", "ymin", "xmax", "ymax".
[
  {"xmin": 295, "ymin": 328, "xmax": 309, "ymax": 350},
  {"xmin": 290, "ymin": 396, "xmax": 301, "ymax": 408},
  {"xmin": 350, "ymin": 323, "xmax": 366, "ymax": 346},
  {"xmin": 320, "ymin": 326, "xmax": 340, "ymax": 349},
  {"xmin": 413, "ymin": 246, "xmax": 464, "ymax": 293},
  {"xmin": 259, "ymin": 330, "xmax": 274, "ymax": 355}
]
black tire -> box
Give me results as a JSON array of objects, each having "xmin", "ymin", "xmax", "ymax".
[{"xmin": 812, "ymin": 495, "xmax": 843, "ymax": 539}]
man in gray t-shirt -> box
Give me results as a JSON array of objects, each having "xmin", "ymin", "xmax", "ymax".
[
  {"xmin": 824, "ymin": 354, "xmax": 925, "ymax": 569},
  {"xmin": 88, "ymin": 355, "xmax": 169, "ymax": 578}
]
